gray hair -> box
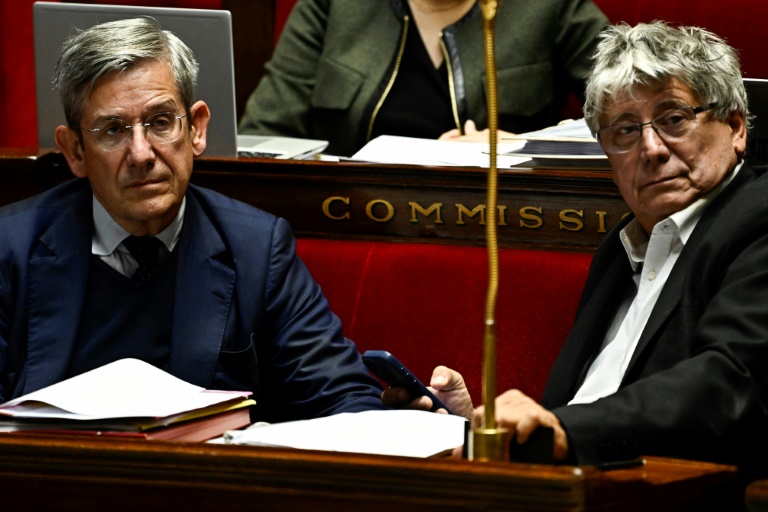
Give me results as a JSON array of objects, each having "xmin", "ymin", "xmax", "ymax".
[
  {"xmin": 53, "ymin": 17, "xmax": 199, "ymax": 129},
  {"xmin": 583, "ymin": 21, "xmax": 749, "ymax": 135}
]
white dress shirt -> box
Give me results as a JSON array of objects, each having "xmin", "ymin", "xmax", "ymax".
[
  {"xmin": 569, "ymin": 163, "xmax": 741, "ymax": 405},
  {"xmin": 90, "ymin": 196, "xmax": 185, "ymax": 278}
]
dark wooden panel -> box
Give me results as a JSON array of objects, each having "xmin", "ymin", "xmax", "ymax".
[{"xmin": 0, "ymin": 150, "xmax": 628, "ymax": 251}]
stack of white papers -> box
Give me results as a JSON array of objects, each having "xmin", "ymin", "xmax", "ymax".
[
  {"xmin": 513, "ymin": 118, "xmax": 596, "ymax": 140},
  {"xmin": 223, "ymin": 409, "xmax": 467, "ymax": 458},
  {"xmin": 502, "ymin": 119, "xmax": 610, "ymax": 169},
  {"xmin": 0, "ymin": 358, "xmax": 252, "ymax": 430},
  {"xmin": 351, "ymin": 135, "xmax": 529, "ymax": 168}
]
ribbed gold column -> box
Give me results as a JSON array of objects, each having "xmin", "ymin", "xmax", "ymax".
[{"xmin": 468, "ymin": 0, "xmax": 511, "ymax": 462}]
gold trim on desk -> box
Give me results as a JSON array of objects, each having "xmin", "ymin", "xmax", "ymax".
[{"xmin": 0, "ymin": 149, "xmax": 629, "ymax": 251}]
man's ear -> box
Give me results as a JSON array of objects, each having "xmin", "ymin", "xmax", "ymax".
[
  {"xmin": 188, "ymin": 100, "xmax": 210, "ymax": 157},
  {"xmin": 728, "ymin": 110, "xmax": 748, "ymax": 156},
  {"xmin": 55, "ymin": 125, "xmax": 87, "ymax": 178}
]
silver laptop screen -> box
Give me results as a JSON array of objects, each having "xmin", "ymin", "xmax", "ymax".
[{"xmin": 33, "ymin": 1, "xmax": 238, "ymax": 157}]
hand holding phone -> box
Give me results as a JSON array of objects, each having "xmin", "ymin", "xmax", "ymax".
[{"xmin": 362, "ymin": 350, "xmax": 452, "ymax": 414}]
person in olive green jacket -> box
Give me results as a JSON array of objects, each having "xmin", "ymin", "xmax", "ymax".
[{"xmin": 239, "ymin": 0, "xmax": 608, "ymax": 157}]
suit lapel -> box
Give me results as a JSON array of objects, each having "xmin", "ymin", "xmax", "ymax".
[
  {"xmin": 544, "ymin": 240, "xmax": 635, "ymax": 405},
  {"xmin": 623, "ymin": 162, "xmax": 760, "ymax": 378},
  {"xmin": 23, "ymin": 191, "xmax": 92, "ymax": 394},
  {"xmin": 168, "ymin": 191, "xmax": 236, "ymax": 388}
]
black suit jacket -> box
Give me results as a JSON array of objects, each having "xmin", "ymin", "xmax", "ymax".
[{"xmin": 543, "ymin": 161, "xmax": 768, "ymax": 473}]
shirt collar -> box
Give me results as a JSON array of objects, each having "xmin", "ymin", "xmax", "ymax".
[
  {"xmin": 619, "ymin": 161, "xmax": 743, "ymax": 271},
  {"xmin": 91, "ymin": 196, "xmax": 185, "ymax": 256}
]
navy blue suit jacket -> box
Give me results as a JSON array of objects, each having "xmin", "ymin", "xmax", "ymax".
[{"xmin": 0, "ymin": 178, "xmax": 384, "ymax": 422}]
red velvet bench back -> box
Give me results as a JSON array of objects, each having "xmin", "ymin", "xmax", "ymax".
[{"xmin": 296, "ymin": 239, "xmax": 592, "ymax": 403}]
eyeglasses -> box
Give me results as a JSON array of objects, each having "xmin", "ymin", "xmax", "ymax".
[
  {"xmin": 597, "ymin": 102, "xmax": 718, "ymax": 154},
  {"xmin": 82, "ymin": 111, "xmax": 188, "ymax": 152}
]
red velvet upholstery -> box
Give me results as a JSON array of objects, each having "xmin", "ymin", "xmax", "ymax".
[
  {"xmin": 593, "ymin": 0, "xmax": 765, "ymax": 78},
  {"xmin": 296, "ymin": 239, "xmax": 592, "ymax": 403},
  {"xmin": 0, "ymin": 0, "xmax": 37, "ymax": 148}
]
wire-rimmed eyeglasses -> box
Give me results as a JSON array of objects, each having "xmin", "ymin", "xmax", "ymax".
[
  {"xmin": 597, "ymin": 102, "xmax": 719, "ymax": 154},
  {"xmin": 82, "ymin": 111, "xmax": 188, "ymax": 152}
]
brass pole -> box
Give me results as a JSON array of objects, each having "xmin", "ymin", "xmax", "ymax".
[{"xmin": 469, "ymin": 0, "xmax": 510, "ymax": 462}]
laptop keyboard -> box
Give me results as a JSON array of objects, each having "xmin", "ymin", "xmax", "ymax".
[{"xmin": 237, "ymin": 150, "xmax": 283, "ymax": 159}]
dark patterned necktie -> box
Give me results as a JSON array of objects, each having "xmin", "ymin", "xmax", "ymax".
[{"xmin": 122, "ymin": 235, "xmax": 163, "ymax": 282}]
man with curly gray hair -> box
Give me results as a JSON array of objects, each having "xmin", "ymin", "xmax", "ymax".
[{"xmin": 394, "ymin": 22, "xmax": 768, "ymax": 484}]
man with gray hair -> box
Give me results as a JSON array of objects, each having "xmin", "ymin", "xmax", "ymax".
[
  {"xmin": 390, "ymin": 21, "xmax": 768, "ymax": 476},
  {"xmin": 0, "ymin": 17, "xmax": 387, "ymax": 422}
]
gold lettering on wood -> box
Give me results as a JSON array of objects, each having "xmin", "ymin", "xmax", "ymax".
[
  {"xmin": 559, "ymin": 209, "xmax": 584, "ymax": 232},
  {"xmin": 455, "ymin": 204, "xmax": 486, "ymax": 225},
  {"xmin": 322, "ymin": 196, "xmax": 351, "ymax": 220},
  {"xmin": 321, "ymin": 196, "xmax": 627, "ymax": 235},
  {"xmin": 497, "ymin": 205, "xmax": 508, "ymax": 226},
  {"xmin": 519, "ymin": 206, "xmax": 543, "ymax": 229},
  {"xmin": 366, "ymin": 199, "xmax": 395, "ymax": 223},
  {"xmin": 409, "ymin": 202, "xmax": 444, "ymax": 224},
  {"xmin": 595, "ymin": 211, "xmax": 608, "ymax": 233}
]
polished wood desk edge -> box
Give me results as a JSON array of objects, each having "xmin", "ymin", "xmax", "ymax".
[
  {"xmin": 747, "ymin": 479, "xmax": 768, "ymax": 510},
  {"xmin": 201, "ymin": 154, "xmax": 619, "ymax": 187},
  {"xmin": 1, "ymin": 148, "xmax": 616, "ymax": 182},
  {"xmin": 0, "ymin": 433, "xmax": 737, "ymax": 506}
]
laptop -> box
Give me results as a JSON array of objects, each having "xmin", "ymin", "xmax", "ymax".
[
  {"xmin": 237, "ymin": 135, "xmax": 327, "ymax": 160},
  {"xmin": 744, "ymin": 78, "xmax": 768, "ymax": 165},
  {"xmin": 33, "ymin": 2, "xmax": 327, "ymax": 160}
]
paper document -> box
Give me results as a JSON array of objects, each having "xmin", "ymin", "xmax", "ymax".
[
  {"xmin": 352, "ymin": 135, "xmax": 529, "ymax": 168},
  {"xmin": 0, "ymin": 358, "xmax": 251, "ymax": 421},
  {"xmin": 503, "ymin": 118, "xmax": 610, "ymax": 169},
  {"xmin": 512, "ymin": 118, "xmax": 595, "ymax": 140},
  {"xmin": 224, "ymin": 409, "xmax": 467, "ymax": 458}
]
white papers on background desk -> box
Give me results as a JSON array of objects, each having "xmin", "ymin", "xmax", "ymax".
[
  {"xmin": 513, "ymin": 117, "xmax": 595, "ymax": 140},
  {"xmin": 502, "ymin": 118, "xmax": 610, "ymax": 169},
  {"xmin": 352, "ymin": 135, "xmax": 529, "ymax": 167},
  {"xmin": 224, "ymin": 409, "xmax": 467, "ymax": 458}
]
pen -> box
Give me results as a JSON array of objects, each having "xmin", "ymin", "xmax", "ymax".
[{"xmin": 594, "ymin": 458, "xmax": 646, "ymax": 471}]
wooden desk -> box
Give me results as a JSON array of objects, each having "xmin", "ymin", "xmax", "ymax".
[
  {"xmin": 0, "ymin": 151, "xmax": 743, "ymax": 508},
  {"xmin": 0, "ymin": 433, "xmax": 738, "ymax": 511},
  {"xmin": 747, "ymin": 479, "xmax": 768, "ymax": 511},
  {"xmin": 0, "ymin": 148, "xmax": 627, "ymax": 251}
]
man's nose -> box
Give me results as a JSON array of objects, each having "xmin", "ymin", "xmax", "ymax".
[
  {"xmin": 126, "ymin": 124, "xmax": 155, "ymax": 159},
  {"xmin": 638, "ymin": 123, "xmax": 669, "ymax": 157}
]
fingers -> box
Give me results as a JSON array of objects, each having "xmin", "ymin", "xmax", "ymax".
[
  {"xmin": 440, "ymin": 121, "xmax": 517, "ymax": 143},
  {"xmin": 381, "ymin": 365, "xmax": 476, "ymax": 420},
  {"xmin": 430, "ymin": 365, "xmax": 465, "ymax": 392},
  {"xmin": 438, "ymin": 128, "xmax": 461, "ymax": 140},
  {"xmin": 380, "ymin": 386, "xmax": 410, "ymax": 408},
  {"xmin": 497, "ymin": 129, "xmax": 517, "ymax": 142},
  {"xmin": 552, "ymin": 424, "xmax": 569, "ymax": 461},
  {"xmin": 429, "ymin": 366, "xmax": 475, "ymax": 419},
  {"xmin": 471, "ymin": 389, "xmax": 570, "ymax": 460},
  {"xmin": 514, "ymin": 407, "xmax": 554, "ymax": 444},
  {"xmin": 381, "ymin": 387, "xmax": 439, "ymax": 412}
]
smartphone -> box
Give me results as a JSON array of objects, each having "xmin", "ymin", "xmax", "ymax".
[{"xmin": 362, "ymin": 350, "xmax": 451, "ymax": 414}]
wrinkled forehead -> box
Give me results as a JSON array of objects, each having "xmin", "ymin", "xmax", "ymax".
[{"xmin": 601, "ymin": 78, "xmax": 702, "ymax": 122}]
